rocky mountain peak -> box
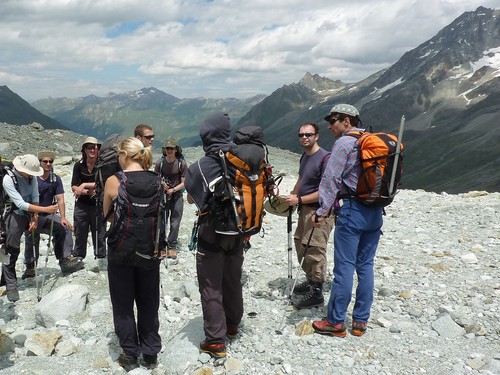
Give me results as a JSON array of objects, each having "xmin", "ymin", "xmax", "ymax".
[{"xmin": 298, "ymin": 72, "xmax": 345, "ymax": 93}]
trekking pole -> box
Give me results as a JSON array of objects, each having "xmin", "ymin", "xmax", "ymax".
[
  {"xmin": 275, "ymin": 227, "xmax": 315, "ymax": 335},
  {"xmin": 33, "ymin": 230, "xmax": 40, "ymax": 298},
  {"xmin": 94, "ymin": 195, "xmax": 99, "ymax": 260},
  {"xmin": 38, "ymin": 212, "xmax": 55, "ymax": 302},
  {"xmin": 388, "ymin": 115, "xmax": 405, "ymax": 196},
  {"xmin": 286, "ymin": 206, "xmax": 293, "ymax": 296}
]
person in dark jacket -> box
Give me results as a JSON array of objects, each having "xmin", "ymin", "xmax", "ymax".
[
  {"xmin": 103, "ymin": 137, "xmax": 162, "ymax": 371},
  {"xmin": 154, "ymin": 138, "xmax": 187, "ymax": 260},
  {"xmin": 71, "ymin": 137, "xmax": 106, "ymax": 260},
  {"xmin": 184, "ymin": 112, "xmax": 244, "ymax": 359}
]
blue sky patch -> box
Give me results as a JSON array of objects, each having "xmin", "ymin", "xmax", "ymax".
[{"xmin": 106, "ymin": 21, "xmax": 145, "ymax": 38}]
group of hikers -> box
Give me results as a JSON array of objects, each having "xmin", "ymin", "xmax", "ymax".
[{"xmin": 0, "ymin": 104, "xmax": 387, "ymax": 371}]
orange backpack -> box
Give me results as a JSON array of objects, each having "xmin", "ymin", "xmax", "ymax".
[{"xmin": 347, "ymin": 130, "xmax": 404, "ymax": 207}]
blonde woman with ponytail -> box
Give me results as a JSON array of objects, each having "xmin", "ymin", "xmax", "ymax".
[{"xmin": 103, "ymin": 137, "xmax": 162, "ymax": 371}]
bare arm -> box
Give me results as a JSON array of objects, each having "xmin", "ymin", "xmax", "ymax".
[{"xmin": 103, "ymin": 176, "xmax": 120, "ymax": 223}]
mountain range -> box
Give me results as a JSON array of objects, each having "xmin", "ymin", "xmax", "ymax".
[{"xmin": 1, "ymin": 6, "xmax": 499, "ymax": 193}]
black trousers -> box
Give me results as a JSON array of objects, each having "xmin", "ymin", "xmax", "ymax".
[
  {"xmin": 196, "ymin": 223, "xmax": 244, "ymax": 343},
  {"xmin": 73, "ymin": 201, "xmax": 106, "ymax": 259},
  {"xmin": 108, "ymin": 260, "xmax": 161, "ymax": 358}
]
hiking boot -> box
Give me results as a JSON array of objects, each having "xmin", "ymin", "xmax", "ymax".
[
  {"xmin": 143, "ymin": 354, "xmax": 158, "ymax": 369},
  {"xmin": 227, "ymin": 324, "xmax": 239, "ymax": 340},
  {"xmin": 312, "ymin": 319, "xmax": 347, "ymax": 338},
  {"xmin": 167, "ymin": 249, "xmax": 177, "ymax": 260},
  {"xmin": 117, "ymin": 352, "xmax": 139, "ymax": 371},
  {"xmin": 60, "ymin": 256, "xmax": 84, "ymax": 274},
  {"xmin": 22, "ymin": 264, "xmax": 36, "ymax": 280},
  {"xmin": 293, "ymin": 286, "xmax": 324, "ymax": 310},
  {"xmin": 292, "ymin": 280, "xmax": 312, "ymax": 295},
  {"xmin": 200, "ymin": 341, "xmax": 226, "ymax": 359},
  {"xmin": 7, "ymin": 288, "xmax": 19, "ymax": 302},
  {"xmin": 351, "ymin": 321, "xmax": 367, "ymax": 337}
]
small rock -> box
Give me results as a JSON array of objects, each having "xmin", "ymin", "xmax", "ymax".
[
  {"xmin": 295, "ymin": 319, "xmax": 314, "ymax": 336},
  {"xmin": 460, "ymin": 253, "xmax": 478, "ymax": 264},
  {"xmin": 431, "ymin": 314, "xmax": 465, "ymax": 338},
  {"xmin": 376, "ymin": 317, "xmax": 392, "ymax": 328}
]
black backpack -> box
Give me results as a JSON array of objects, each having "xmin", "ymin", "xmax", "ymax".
[
  {"xmin": 95, "ymin": 134, "xmax": 123, "ymax": 200},
  {"xmin": 1, "ymin": 162, "xmax": 17, "ymax": 212},
  {"xmin": 106, "ymin": 171, "xmax": 162, "ymax": 260}
]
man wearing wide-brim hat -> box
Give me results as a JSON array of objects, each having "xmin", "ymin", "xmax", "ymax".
[
  {"xmin": 1, "ymin": 154, "xmax": 58, "ymax": 302},
  {"xmin": 21, "ymin": 151, "xmax": 83, "ymax": 280}
]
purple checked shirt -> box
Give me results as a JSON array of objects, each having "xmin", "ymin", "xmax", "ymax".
[{"xmin": 316, "ymin": 128, "xmax": 362, "ymax": 216}]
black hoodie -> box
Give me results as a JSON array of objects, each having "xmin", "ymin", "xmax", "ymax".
[{"xmin": 185, "ymin": 112, "xmax": 235, "ymax": 211}]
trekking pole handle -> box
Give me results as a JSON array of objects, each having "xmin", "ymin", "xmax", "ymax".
[{"xmin": 388, "ymin": 115, "xmax": 405, "ymax": 196}]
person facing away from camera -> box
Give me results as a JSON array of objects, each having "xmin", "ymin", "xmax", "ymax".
[
  {"xmin": 22, "ymin": 151, "xmax": 83, "ymax": 280},
  {"xmin": 184, "ymin": 112, "xmax": 244, "ymax": 359},
  {"xmin": 103, "ymin": 137, "xmax": 162, "ymax": 371},
  {"xmin": 154, "ymin": 137, "xmax": 187, "ymax": 261},
  {"xmin": 285, "ymin": 122, "xmax": 334, "ymax": 310},
  {"xmin": 312, "ymin": 104, "xmax": 383, "ymax": 338},
  {"xmin": 1, "ymin": 154, "xmax": 58, "ymax": 302},
  {"xmin": 70, "ymin": 137, "xmax": 106, "ymax": 260}
]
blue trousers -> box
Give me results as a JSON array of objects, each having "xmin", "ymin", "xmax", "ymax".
[{"xmin": 326, "ymin": 199, "xmax": 383, "ymax": 324}]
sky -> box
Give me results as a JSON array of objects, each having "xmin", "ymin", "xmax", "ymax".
[{"xmin": 0, "ymin": 0, "xmax": 498, "ymax": 102}]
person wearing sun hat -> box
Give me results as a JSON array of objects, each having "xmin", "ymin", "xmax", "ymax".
[
  {"xmin": 154, "ymin": 137, "xmax": 187, "ymax": 261},
  {"xmin": 71, "ymin": 136, "xmax": 107, "ymax": 261},
  {"xmin": 1, "ymin": 154, "xmax": 58, "ymax": 302},
  {"xmin": 21, "ymin": 151, "xmax": 83, "ymax": 279}
]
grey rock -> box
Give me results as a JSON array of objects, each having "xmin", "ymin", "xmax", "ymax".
[
  {"xmin": 431, "ymin": 314, "xmax": 466, "ymax": 338},
  {"xmin": 34, "ymin": 284, "xmax": 89, "ymax": 327}
]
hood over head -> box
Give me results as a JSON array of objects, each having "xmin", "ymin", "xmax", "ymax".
[{"xmin": 200, "ymin": 112, "xmax": 234, "ymax": 154}]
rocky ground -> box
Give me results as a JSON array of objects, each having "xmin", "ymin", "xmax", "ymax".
[{"xmin": 0, "ymin": 124, "xmax": 499, "ymax": 374}]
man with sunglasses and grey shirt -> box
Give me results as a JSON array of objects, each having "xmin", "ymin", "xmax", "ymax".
[{"xmin": 285, "ymin": 123, "xmax": 334, "ymax": 309}]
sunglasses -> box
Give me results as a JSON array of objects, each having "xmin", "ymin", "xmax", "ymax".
[
  {"xmin": 328, "ymin": 117, "xmax": 340, "ymax": 124},
  {"xmin": 40, "ymin": 159, "xmax": 54, "ymax": 164},
  {"xmin": 142, "ymin": 134, "xmax": 155, "ymax": 140},
  {"xmin": 163, "ymin": 147, "xmax": 175, "ymax": 150},
  {"xmin": 298, "ymin": 133, "xmax": 316, "ymax": 138},
  {"xmin": 85, "ymin": 145, "xmax": 97, "ymax": 150}
]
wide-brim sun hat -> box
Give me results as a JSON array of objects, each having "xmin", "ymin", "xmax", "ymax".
[
  {"xmin": 13, "ymin": 154, "xmax": 44, "ymax": 176},
  {"xmin": 37, "ymin": 151, "xmax": 56, "ymax": 160},
  {"xmin": 264, "ymin": 195, "xmax": 296, "ymax": 217},
  {"xmin": 82, "ymin": 136, "xmax": 102, "ymax": 146},
  {"xmin": 324, "ymin": 103, "xmax": 360, "ymax": 122},
  {"xmin": 163, "ymin": 138, "xmax": 178, "ymax": 148}
]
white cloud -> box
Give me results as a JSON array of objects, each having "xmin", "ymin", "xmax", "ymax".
[{"xmin": 0, "ymin": 0, "xmax": 498, "ymax": 100}]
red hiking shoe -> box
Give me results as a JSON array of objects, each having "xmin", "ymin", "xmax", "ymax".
[
  {"xmin": 351, "ymin": 321, "xmax": 367, "ymax": 336},
  {"xmin": 227, "ymin": 325, "xmax": 239, "ymax": 340},
  {"xmin": 312, "ymin": 319, "xmax": 347, "ymax": 338},
  {"xmin": 200, "ymin": 341, "xmax": 226, "ymax": 358}
]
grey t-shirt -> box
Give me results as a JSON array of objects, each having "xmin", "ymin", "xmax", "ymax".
[{"xmin": 298, "ymin": 148, "xmax": 331, "ymax": 203}]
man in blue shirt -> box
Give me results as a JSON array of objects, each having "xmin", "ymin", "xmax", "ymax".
[
  {"xmin": 312, "ymin": 104, "xmax": 383, "ymax": 338},
  {"xmin": 22, "ymin": 151, "xmax": 83, "ymax": 279}
]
